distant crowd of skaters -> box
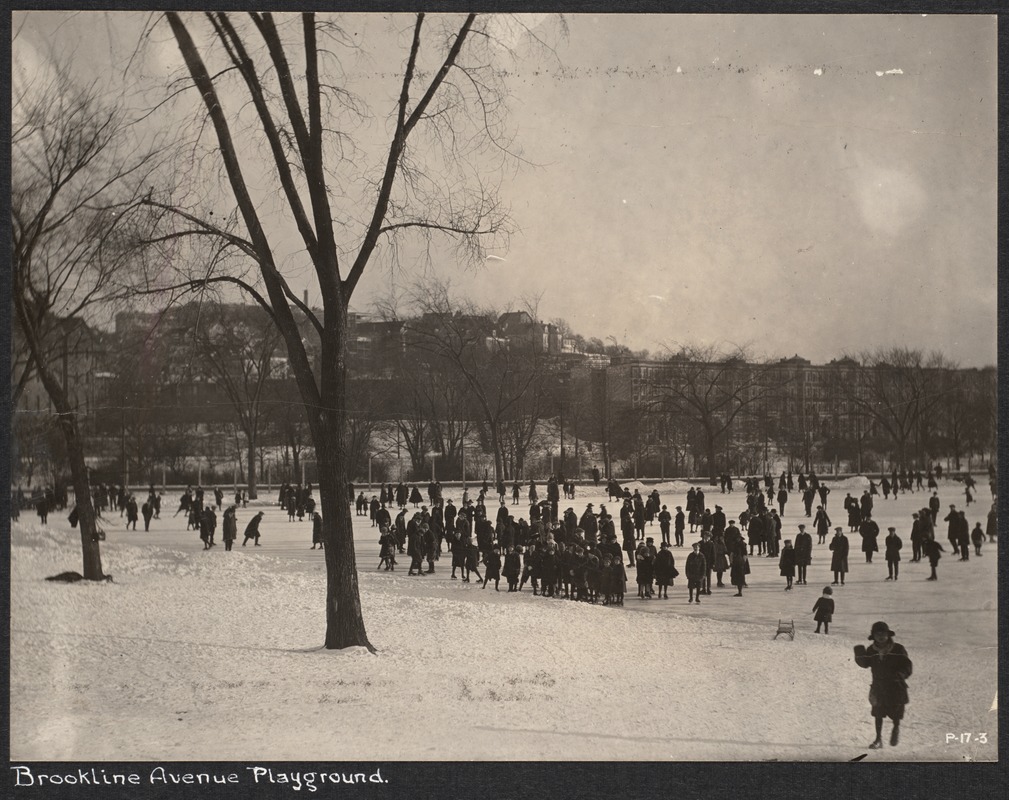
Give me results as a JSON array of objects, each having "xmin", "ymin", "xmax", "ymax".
[
  {"xmin": 356, "ymin": 466, "xmax": 996, "ymax": 609},
  {"xmin": 15, "ymin": 462, "xmax": 995, "ymax": 603}
]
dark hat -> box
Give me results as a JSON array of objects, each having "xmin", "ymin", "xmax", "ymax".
[
  {"xmin": 660, "ymin": 541, "xmax": 670, "ymax": 548},
  {"xmin": 869, "ymin": 621, "xmax": 895, "ymax": 639},
  {"xmin": 887, "ymin": 526, "xmax": 896, "ymax": 532},
  {"xmin": 646, "ymin": 537, "xmax": 654, "ymax": 543},
  {"xmin": 834, "ymin": 527, "xmax": 842, "ymax": 532},
  {"xmin": 587, "ymin": 503, "xmax": 594, "ymax": 507},
  {"xmin": 823, "ymin": 586, "xmax": 833, "ymax": 595}
]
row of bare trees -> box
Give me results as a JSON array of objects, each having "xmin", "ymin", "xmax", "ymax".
[{"xmin": 629, "ymin": 346, "xmax": 996, "ymax": 479}]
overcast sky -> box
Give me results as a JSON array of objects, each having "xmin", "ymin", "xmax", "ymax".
[{"xmin": 13, "ymin": 12, "xmax": 998, "ymax": 366}]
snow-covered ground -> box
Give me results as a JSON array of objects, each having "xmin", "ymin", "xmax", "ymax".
[{"xmin": 9, "ymin": 478, "xmax": 998, "ymax": 761}]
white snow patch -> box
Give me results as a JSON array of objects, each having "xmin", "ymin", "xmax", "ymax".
[{"xmin": 813, "ymin": 68, "xmax": 823, "ymax": 76}]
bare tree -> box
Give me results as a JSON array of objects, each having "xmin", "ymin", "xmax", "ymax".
[
  {"xmin": 397, "ymin": 282, "xmax": 550, "ymax": 481},
  {"xmin": 187, "ymin": 302, "xmax": 283, "ymax": 499},
  {"xmin": 11, "ymin": 55, "xmax": 160, "ymax": 578},
  {"xmin": 839, "ymin": 347, "xmax": 953, "ymax": 468},
  {"xmin": 645, "ymin": 344, "xmax": 781, "ymax": 480},
  {"xmin": 145, "ymin": 11, "xmax": 529, "ymax": 648}
]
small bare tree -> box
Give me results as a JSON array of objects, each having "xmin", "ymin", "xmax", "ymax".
[
  {"xmin": 839, "ymin": 347, "xmax": 954, "ymax": 468},
  {"xmin": 11, "ymin": 53, "xmax": 161, "ymax": 578},
  {"xmin": 645, "ymin": 344, "xmax": 782, "ymax": 480}
]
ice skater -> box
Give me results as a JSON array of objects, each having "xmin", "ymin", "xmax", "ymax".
[
  {"xmin": 923, "ymin": 537, "xmax": 943, "ymax": 580},
  {"xmin": 243, "ymin": 511, "xmax": 264, "ymax": 546}
]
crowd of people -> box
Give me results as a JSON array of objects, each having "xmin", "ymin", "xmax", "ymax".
[
  {"xmin": 348, "ymin": 467, "xmax": 997, "ymax": 615},
  {"xmin": 33, "ymin": 465, "xmax": 996, "ymax": 606}
]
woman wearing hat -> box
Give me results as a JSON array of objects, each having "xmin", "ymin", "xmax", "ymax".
[{"xmin": 854, "ymin": 621, "xmax": 912, "ymax": 748}]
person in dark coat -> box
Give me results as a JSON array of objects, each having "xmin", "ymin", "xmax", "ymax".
[
  {"xmin": 222, "ymin": 506, "xmax": 237, "ymax": 551},
  {"xmin": 811, "ymin": 585, "xmax": 834, "ymax": 633},
  {"xmin": 243, "ymin": 511, "xmax": 264, "ymax": 546},
  {"xmin": 685, "ymin": 542, "xmax": 706, "ymax": 604},
  {"xmin": 923, "ymin": 537, "xmax": 943, "ymax": 580},
  {"xmin": 141, "ymin": 499, "xmax": 154, "ymax": 532},
  {"xmin": 466, "ymin": 537, "xmax": 484, "ymax": 584},
  {"xmin": 778, "ymin": 539, "xmax": 796, "ymax": 590},
  {"xmin": 653, "ymin": 541, "xmax": 676, "ymax": 598},
  {"xmin": 698, "ymin": 531, "xmax": 715, "ymax": 594},
  {"xmin": 634, "ymin": 543, "xmax": 654, "ymax": 599},
  {"xmin": 986, "ymin": 503, "xmax": 996, "ymax": 542},
  {"xmin": 674, "ymin": 506, "xmax": 685, "ymax": 547},
  {"xmin": 854, "ymin": 621, "xmax": 912, "ymax": 748},
  {"xmin": 199, "ymin": 505, "xmax": 216, "ymax": 549},
  {"xmin": 728, "ymin": 540, "xmax": 747, "ymax": 596},
  {"xmin": 794, "ymin": 524, "xmax": 813, "ymax": 585},
  {"xmin": 503, "ymin": 546, "xmax": 522, "ymax": 591},
  {"xmin": 859, "ymin": 514, "xmax": 880, "ymax": 563},
  {"xmin": 970, "ymin": 521, "xmax": 985, "ymax": 556},
  {"xmin": 122, "ymin": 496, "xmax": 137, "ymax": 530},
  {"xmin": 829, "ymin": 527, "xmax": 849, "ymax": 585},
  {"xmin": 312, "ymin": 513, "xmax": 324, "ymax": 549},
  {"xmin": 884, "ymin": 527, "xmax": 902, "ymax": 580},
  {"xmin": 813, "ymin": 505, "xmax": 831, "ymax": 544},
  {"xmin": 482, "ymin": 546, "xmax": 502, "ymax": 590},
  {"xmin": 944, "ymin": 504, "xmax": 960, "ymax": 555},
  {"xmin": 956, "ymin": 511, "xmax": 970, "ymax": 561},
  {"xmin": 908, "ymin": 512, "xmax": 924, "ymax": 562},
  {"xmin": 407, "ymin": 517, "xmax": 426, "ymax": 576},
  {"xmin": 658, "ymin": 505, "xmax": 672, "ymax": 546}
]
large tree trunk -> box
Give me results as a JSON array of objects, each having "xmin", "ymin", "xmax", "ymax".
[
  {"xmin": 319, "ymin": 302, "xmax": 374, "ymax": 651},
  {"xmin": 61, "ymin": 413, "xmax": 104, "ymax": 579},
  {"xmin": 246, "ymin": 436, "xmax": 258, "ymax": 500},
  {"xmin": 488, "ymin": 421, "xmax": 505, "ymax": 483},
  {"xmin": 40, "ymin": 371, "xmax": 103, "ymax": 578}
]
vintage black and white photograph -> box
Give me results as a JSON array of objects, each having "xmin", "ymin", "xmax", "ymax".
[{"xmin": 8, "ymin": 9, "xmax": 998, "ymax": 769}]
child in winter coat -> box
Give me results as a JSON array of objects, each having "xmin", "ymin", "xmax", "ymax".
[
  {"xmin": 503, "ymin": 546, "xmax": 522, "ymax": 591},
  {"xmin": 812, "ymin": 586, "xmax": 834, "ymax": 634},
  {"xmin": 970, "ymin": 522, "xmax": 985, "ymax": 556},
  {"xmin": 483, "ymin": 546, "xmax": 502, "ymax": 590}
]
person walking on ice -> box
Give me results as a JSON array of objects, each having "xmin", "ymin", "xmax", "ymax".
[
  {"xmin": 243, "ymin": 511, "xmax": 264, "ymax": 546},
  {"xmin": 854, "ymin": 621, "xmax": 912, "ymax": 748},
  {"xmin": 811, "ymin": 586, "xmax": 833, "ymax": 634}
]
